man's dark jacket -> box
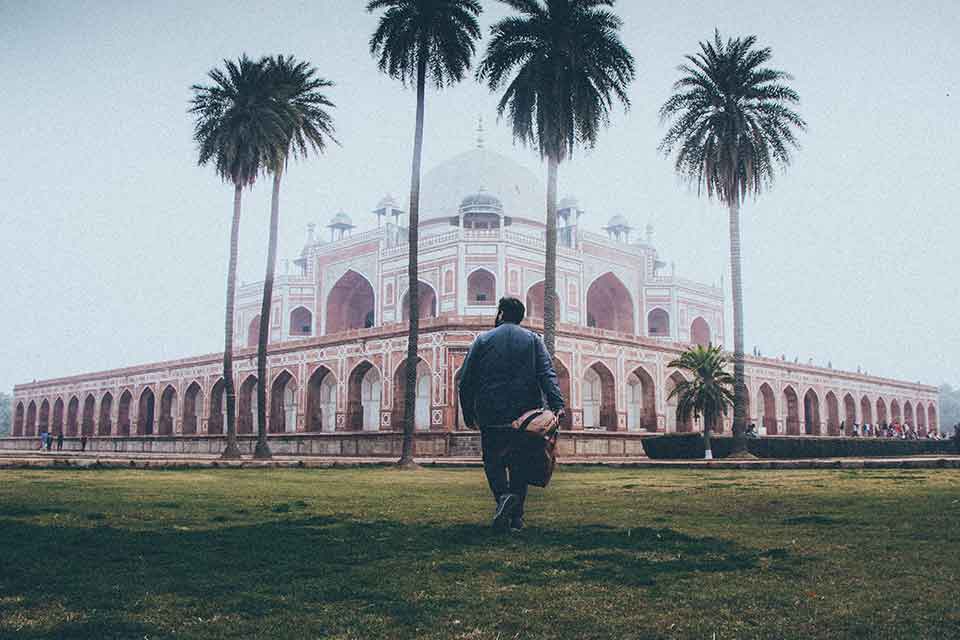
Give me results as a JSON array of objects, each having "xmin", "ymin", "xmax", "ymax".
[{"xmin": 458, "ymin": 322, "xmax": 564, "ymax": 428}]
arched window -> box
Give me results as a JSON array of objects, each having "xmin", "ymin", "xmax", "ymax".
[
  {"xmin": 466, "ymin": 269, "xmax": 496, "ymax": 306},
  {"xmin": 326, "ymin": 270, "xmax": 376, "ymax": 333},
  {"xmin": 647, "ymin": 308, "xmax": 670, "ymax": 337},
  {"xmin": 400, "ymin": 282, "xmax": 438, "ymax": 322},
  {"xmin": 289, "ymin": 307, "xmax": 313, "ymax": 337},
  {"xmin": 690, "ymin": 317, "xmax": 711, "ymax": 347},
  {"xmin": 525, "ymin": 281, "xmax": 560, "ymax": 322},
  {"xmin": 586, "ymin": 273, "xmax": 634, "ymax": 334}
]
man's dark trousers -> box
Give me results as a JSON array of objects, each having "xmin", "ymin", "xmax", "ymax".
[{"xmin": 481, "ymin": 427, "xmax": 528, "ymax": 518}]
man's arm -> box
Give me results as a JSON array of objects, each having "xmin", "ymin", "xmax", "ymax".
[
  {"xmin": 458, "ymin": 340, "xmax": 480, "ymax": 428},
  {"xmin": 533, "ymin": 334, "xmax": 564, "ymax": 413}
]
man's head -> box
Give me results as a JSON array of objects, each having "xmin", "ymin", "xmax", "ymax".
[{"xmin": 495, "ymin": 297, "xmax": 525, "ymax": 326}]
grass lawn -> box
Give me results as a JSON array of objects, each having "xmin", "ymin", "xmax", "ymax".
[{"xmin": 0, "ymin": 466, "xmax": 957, "ymax": 639}]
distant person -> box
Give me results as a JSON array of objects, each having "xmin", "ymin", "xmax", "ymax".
[
  {"xmin": 839, "ymin": 420, "xmax": 845, "ymax": 437},
  {"xmin": 45, "ymin": 433, "xmax": 53, "ymax": 451},
  {"xmin": 39, "ymin": 431, "xmax": 48, "ymax": 451},
  {"xmin": 80, "ymin": 435, "xmax": 87, "ymax": 452},
  {"xmin": 459, "ymin": 297, "xmax": 565, "ymax": 531},
  {"xmin": 56, "ymin": 432, "xmax": 64, "ymax": 451}
]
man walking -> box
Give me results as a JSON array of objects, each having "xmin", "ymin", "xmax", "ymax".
[
  {"xmin": 458, "ymin": 297, "xmax": 565, "ymax": 531},
  {"xmin": 56, "ymin": 432, "xmax": 64, "ymax": 451}
]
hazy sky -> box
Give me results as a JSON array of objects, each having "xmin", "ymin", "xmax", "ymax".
[{"xmin": 1, "ymin": 0, "xmax": 958, "ymax": 394}]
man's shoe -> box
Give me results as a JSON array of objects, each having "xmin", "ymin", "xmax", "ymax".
[
  {"xmin": 492, "ymin": 494, "xmax": 517, "ymax": 530},
  {"xmin": 509, "ymin": 516, "xmax": 524, "ymax": 531}
]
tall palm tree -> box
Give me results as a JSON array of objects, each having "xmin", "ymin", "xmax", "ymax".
[
  {"xmin": 659, "ymin": 31, "xmax": 805, "ymax": 454},
  {"xmin": 367, "ymin": 0, "xmax": 482, "ymax": 467},
  {"xmin": 253, "ymin": 55, "xmax": 336, "ymax": 459},
  {"xmin": 190, "ymin": 55, "xmax": 288, "ymax": 459},
  {"xmin": 478, "ymin": 0, "xmax": 634, "ymax": 356},
  {"xmin": 668, "ymin": 344, "xmax": 735, "ymax": 459}
]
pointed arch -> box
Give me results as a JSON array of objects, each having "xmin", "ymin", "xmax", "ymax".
[
  {"xmin": 647, "ymin": 308, "xmax": 670, "ymax": 337},
  {"xmin": 890, "ymin": 398, "xmax": 901, "ymax": 424},
  {"xmin": 158, "ymin": 385, "xmax": 177, "ymax": 435},
  {"xmin": 666, "ymin": 372, "xmax": 694, "ymax": 433},
  {"xmin": 916, "ymin": 402, "xmax": 927, "ymax": 432},
  {"xmin": 208, "ymin": 379, "xmax": 225, "ymax": 435},
  {"xmin": 783, "ymin": 386, "xmax": 800, "ymax": 435},
  {"xmin": 137, "ymin": 388, "xmax": 155, "ymax": 435},
  {"xmin": 626, "ymin": 365, "xmax": 656, "ymax": 432},
  {"xmin": 38, "ymin": 399, "xmax": 50, "ymax": 435},
  {"xmin": 81, "ymin": 394, "xmax": 96, "ymax": 436},
  {"xmin": 289, "ymin": 306, "xmax": 313, "ymax": 337},
  {"xmin": 117, "ymin": 390, "xmax": 133, "ymax": 436},
  {"xmin": 842, "ymin": 393, "xmax": 856, "ymax": 434},
  {"xmin": 586, "ymin": 272, "xmax": 634, "ymax": 334},
  {"xmin": 803, "ymin": 388, "xmax": 821, "ymax": 435},
  {"xmin": 553, "ymin": 358, "xmax": 573, "ymax": 430},
  {"xmin": 25, "ymin": 400, "xmax": 37, "ymax": 437},
  {"xmin": 270, "ymin": 370, "xmax": 299, "ymax": 433},
  {"xmin": 690, "ymin": 317, "xmax": 711, "ymax": 347},
  {"xmin": 98, "ymin": 392, "xmax": 113, "ymax": 435},
  {"xmin": 825, "ymin": 391, "xmax": 840, "ymax": 435},
  {"xmin": 247, "ymin": 315, "xmax": 261, "ymax": 348},
  {"xmin": 928, "ymin": 405, "xmax": 937, "ymax": 432},
  {"xmin": 347, "ymin": 361, "xmax": 381, "ymax": 431},
  {"xmin": 392, "ymin": 357, "xmax": 432, "ymax": 430},
  {"xmin": 400, "ymin": 281, "xmax": 438, "ymax": 322},
  {"xmin": 903, "ymin": 401, "xmax": 914, "ymax": 427},
  {"xmin": 13, "ymin": 401, "xmax": 25, "ymax": 437},
  {"xmin": 525, "ymin": 280, "xmax": 560, "ymax": 322},
  {"xmin": 876, "ymin": 397, "xmax": 888, "ymax": 425},
  {"xmin": 52, "ymin": 397, "xmax": 64, "ymax": 435},
  {"xmin": 306, "ymin": 366, "xmax": 337, "ymax": 432},
  {"xmin": 326, "ymin": 270, "xmax": 376, "ymax": 333},
  {"xmin": 237, "ymin": 375, "xmax": 258, "ymax": 434},
  {"xmin": 860, "ymin": 396, "xmax": 873, "ymax": 426},
  {"xmin": 182, "ymin": 382, "xmax": 203, "ymax": 434},
  {"xmin": 582, "ymin": 361, "xmax": 617, "ymax": 430},
  {"xmin": 66, "ymin": 396, "xmax": 79, "ymax": 436},
  {"xmin": 466, "ymin": 268, "xmax": 496, "ymax": 306}
]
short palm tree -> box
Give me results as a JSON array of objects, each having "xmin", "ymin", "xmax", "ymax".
[
  {"xmin": 477, "ymin": 0, "xmax": 634, "ymax": 356},
  {"xmin": 659, "ymin": 31, "xmax": 805, "ymax": 454},
  {"xmin": 367, "ymin": 0, "xmax": 482, "ymax": 467},
  {"xmin": 668, "ymin": 344, "xmax": 735, "ymax": 459},
  {"xmin": 190, "ymin": 55, "xmax": 288, "ymax": 459},
  {"xmin": 253, "ymin": 55, "xmax": 336, "ymax": 459}
]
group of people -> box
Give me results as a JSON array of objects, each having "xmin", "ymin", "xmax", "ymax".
[
  {"xmin": 837, "ymin": 421, "xmax": 947, "ymax": 439},
  {"xmin": 37, "ymin": 431, "xmax": 87, "ymax": 451}
]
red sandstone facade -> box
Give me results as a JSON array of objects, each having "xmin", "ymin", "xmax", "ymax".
[{"xmin": 4, "ymin": 147, "xmax": 939, "ymax": 455}]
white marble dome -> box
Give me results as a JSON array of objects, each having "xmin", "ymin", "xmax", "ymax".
[{"xmin": 419, "ymin": 148, "xmax": 544, "ymax": 221}]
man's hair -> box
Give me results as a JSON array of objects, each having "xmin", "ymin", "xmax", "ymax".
[{"xmin": 497, "ymin": 297, "xmax": 525, "ymax": 324}]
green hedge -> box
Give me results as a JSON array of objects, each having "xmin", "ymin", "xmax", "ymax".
[{"xmin": 640, "ymin": 433, "xmax": 960, "ymax": 460}]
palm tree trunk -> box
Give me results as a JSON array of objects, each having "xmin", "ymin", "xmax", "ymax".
[
  {"xmin": 220, "ymin": 183, "xmax": 243, "ymax": 459},
  {"xmin": 729, "ymin": 201, "xmax": 749, "ymax": 455},
  {"xmin": 398, "ymin": 54, "xmax": 427, "ymax": 467},
  {"xmin": 703, "ymin": 408, "xmax": 713, "ymax": 460},
  {"xmin": 254, "ymin": 167, "xmax": 283, "ymax": 460},
  {"xmin": 542, "ymin": 154, "xmax": 559, "ymax": 357}
]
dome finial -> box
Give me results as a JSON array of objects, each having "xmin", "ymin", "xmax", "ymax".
[{"xmin": 476, "ymin": 115, "xmax": 485, "ymax": 150}]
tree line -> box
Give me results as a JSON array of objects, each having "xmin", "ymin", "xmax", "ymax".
[{"xmin": 189, "ymin": 0, "xmax": 805, "ymax": 462}]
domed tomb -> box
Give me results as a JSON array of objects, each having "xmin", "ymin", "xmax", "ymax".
[{"xmin": 419, "ymin": 148, "xmax": 544, "ymax": 223}]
